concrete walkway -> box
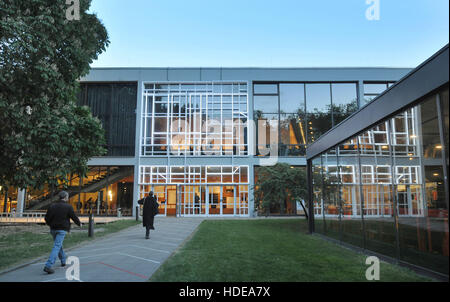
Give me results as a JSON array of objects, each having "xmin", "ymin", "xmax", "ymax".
[{"xmin": 0, "ymin": 217, "xmax": 204, "ymax": 282}]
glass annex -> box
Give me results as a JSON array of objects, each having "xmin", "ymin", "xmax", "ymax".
[{"xmin": 307, "ymin": 45, "xmax": 449, "ymax": 276}]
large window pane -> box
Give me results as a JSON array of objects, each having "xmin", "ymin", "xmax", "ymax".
[
  {"xmin": 306, "ymin": 113, "xmax": 332, "ymax": 144},
  {"xmin": 364, "ymin": 83, "xmax": 388, "ymax": 95},
  {"xmin": 332, "ymin": 83, "xmax": 358, "ymax": 125},
  {"xmin": 420, "ymin": 96, "xmax": 442, "ymax": 159},
  {"xmin": 280, "ymin": 84, "xmax": 305, "ymax": 114},
  {"xmin": 312, "ymin": 156, "xmax": 325, "ymax": 234},
  {"xmin": 255, "ymin": 114, "xmax": 278, "ymax": 157},
  {"xmin": 254, "ymin": 84, "xmax": 278, "ymax": 94},
  {"xmin": 279, "ymin": 114, "xmax": 306, "ymax": 156},
  {"xmin": 359, "ymin": 121, "xmax": 397, "ymax": 258},
  {"xmin": 254, "ymin": 95, "xmax": 278, "ymax": 113},
  {"xmin": 393, "ymin": 96, "xmax": 449, "ymax": 275},
  {"xmin": 322, "ymin": 148, "xmax": 341, "ymax": 241},
  {"xmin": 306, "ymin": 84, "xmax": 332, "ymax": 143},
  {"xmin": 306, "ymin": 83, "xmax": 331, "ymax": 113},
  {"xmin": 338, "ymin": 137, "xmax": 363, "ymax": 248}
]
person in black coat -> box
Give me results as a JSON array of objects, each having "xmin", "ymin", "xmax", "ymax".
[{"xmin": 138, "ymin": 191, "xmax": 159, "ymax": 239}]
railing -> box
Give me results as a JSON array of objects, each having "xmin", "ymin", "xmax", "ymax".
[{"xmin": 0, "ymin": 211, "xmax": 47, "ymax": 223}]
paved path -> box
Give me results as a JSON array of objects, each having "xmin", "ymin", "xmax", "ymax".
[{"xmin": 0, "ymin": 217, "xmax": 204, "ymax": 282}]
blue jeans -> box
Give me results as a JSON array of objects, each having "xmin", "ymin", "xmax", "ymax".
[{"xmin": 45, "ymin": 230, "xmax": 67, "ymax": 268}]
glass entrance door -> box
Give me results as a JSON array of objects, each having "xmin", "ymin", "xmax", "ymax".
[
  {"xmin": 167, "ymin": 185, "xmax": 177, "ymax": 216},
  {"xmin": 180, "ymin": 185, "xmax": 206, "ymax": 216},
  {"xmin": 153, "ymin": 186, "xmax": 167, "ymax": 216},
  {"xmin": 208, "ymin": 186, "xmax": 222, "ymax": 215}
]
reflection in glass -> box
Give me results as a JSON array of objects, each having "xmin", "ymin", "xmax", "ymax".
[
  {"xmin": 254, "ymin": 95, "xmax": 278, "ymax": 113},
  {"xmin": 311, "ymin": 87, "xmax": 449, "ymax": 274},
  {"xmin": 280, "ymin": 84, "xmax": 305, "ymax": 113},
  {"xmin": 279, "ymin": 114, "xmax": 306, "ymax": 156},
  {"xmin": 331, "ymin": 83, "xmax": 358, "ymax": 125},
  {"xmin": 306, "ymin": 83, "xmax": 331, "ymax": 113},
  {"xmin": 322, "ymin": 148, "xmax": 341, "ymax": 241},
  {"xmin": 254, "ymin": 84, "xmax": 278, "ymax": 94},
  {"xmin": 338, "ymin": 138, "xmax": 363, "ymax": 247},
  {"xmin": 255, "ymin": 114, "xmax": 278, "ymax": 157}
]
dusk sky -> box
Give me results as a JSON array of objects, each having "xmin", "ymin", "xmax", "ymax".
[{"xmin": 89, "ymin": 0, "xmax": 449, "ymax": 68}]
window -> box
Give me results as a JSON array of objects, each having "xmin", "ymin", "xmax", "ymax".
[
  {"xmin": 280, "ymin": 84, "xmax": 305, "ymax": 113},
  {"xmin": 363, "ymin": 82, "xmax": 395, "ymax": 105},
  {"xmin": 254, "ymin": 84, "xmax": 278, "ymax": 95},
  {"xmin": 141, "ymin": 82, "xmax": 248, "ymax": 156},
  {"xmin": 254, "ymin": 95, "xmax": 278, "ymax": 113}
]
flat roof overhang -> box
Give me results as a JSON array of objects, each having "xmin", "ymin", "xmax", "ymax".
[{"xmin": 306, "ymin": 44, "xmax": 449, "ymax": 160}]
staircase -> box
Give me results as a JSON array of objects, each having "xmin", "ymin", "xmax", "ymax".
[{"xmin": 27, "ymin": 167, "xmax": 134, "ymax": 210}]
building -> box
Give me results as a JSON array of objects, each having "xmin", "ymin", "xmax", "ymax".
[
  {"xmin": 306, "ymin": 45, "xmax": 449, "ymax": 277},
  {"xmin": 1, "ymin": 68, "xmax": 410, "ymax": 217},
  {"xmin": 2, "ymin": 66, "xmax": 412, "ymax": 218}
]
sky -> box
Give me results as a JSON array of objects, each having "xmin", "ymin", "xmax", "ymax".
[{"xmin": 88, "ymin": 0, "xmax": 449, "ymax": 68}]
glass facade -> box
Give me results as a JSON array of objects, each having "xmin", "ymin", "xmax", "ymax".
[
  {"xmin": 254, "ymin": 82, "xmax": 358, "ymax": 156},
  {"xmin": 310, "ymin": 86, "xmax": 449, "ymax": 275},
  {"xmin": 0, "ymin": 186, "xmax": 18, "ymax": 213},
  {"xmin": 20, "ymin": 166, "xmax": 135, "ymax": 216},
  {"xmin": 141, "ymin": 82, "xmax": 248, "ymax": 156},
  {"xmin": 139, "ymin": 165, "xmax": 249, "ymax": 216}
]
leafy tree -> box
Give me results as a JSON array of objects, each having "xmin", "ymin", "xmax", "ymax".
[
  {"xmin": 254, "ymin": 163, "xmax": 308, "ymax": 216},
  {"xmin": 0, "ymin": 0, "xmax": 109, "ymax": 193}
]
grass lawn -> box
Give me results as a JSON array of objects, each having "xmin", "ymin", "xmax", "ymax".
[
  {"xmin": 150, "ymin": 219, "xmax": 432, "ymax": 282},
  {"xmin": 0, "ymin": 219, "xmax": 140, "ymax": 271}
]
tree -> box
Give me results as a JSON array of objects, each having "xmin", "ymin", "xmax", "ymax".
[
  {"xmin": 253, "ymin": 163, "xmax": 308, "ymax": 216},
  {"xmin": 0, "ymin": 0, "xmax": 110, "ymax": 192}
]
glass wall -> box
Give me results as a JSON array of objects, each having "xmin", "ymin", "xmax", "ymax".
[
  {"xmin": 0, "ymin": 186, "xmax": 18, "ymax": 213},
  {"xmin": 310, "ymin": 87, "xmax": 449, "ymax": 275},
  {"xmin": 23, "ymin": 166, "xmax": 134, "ymax": 216},
  {"xmin": 254, "ymin": 82, "xmax": 358, "ymax": 155},
  {"xmin": 139, "ymin": 165, "xmax": 249, "ymax": 216},
  {"xmin": 141, "ymin": 83, "xmax": 248, "ymax": 156}
]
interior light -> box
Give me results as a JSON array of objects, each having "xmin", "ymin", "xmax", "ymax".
[
  {"xmin": 410, "ymin": 135, "xmax": 417, "ymax": 139},
  {"xmin": 435, "ymin": 145, "xmax": 442, "ymax": 149},
  {"xmin": 409, "ymin": 157, "xmax": 413, "ymax": 161},
  {"xmin": 381, "ymin": 146, "xmax": 388, "ymax": 149},
  {"xmin": 433, "ymin": 173, "xmax": 439, "ymax": 177}
]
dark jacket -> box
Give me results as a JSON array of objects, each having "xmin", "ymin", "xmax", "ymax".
[
  {"xmin": 45, "ymin": 200, "xmax": 81, "ymax": 232},
  {"xmin": 138, "ymin": 195, "xmax": 159, "ymax": 228}
]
